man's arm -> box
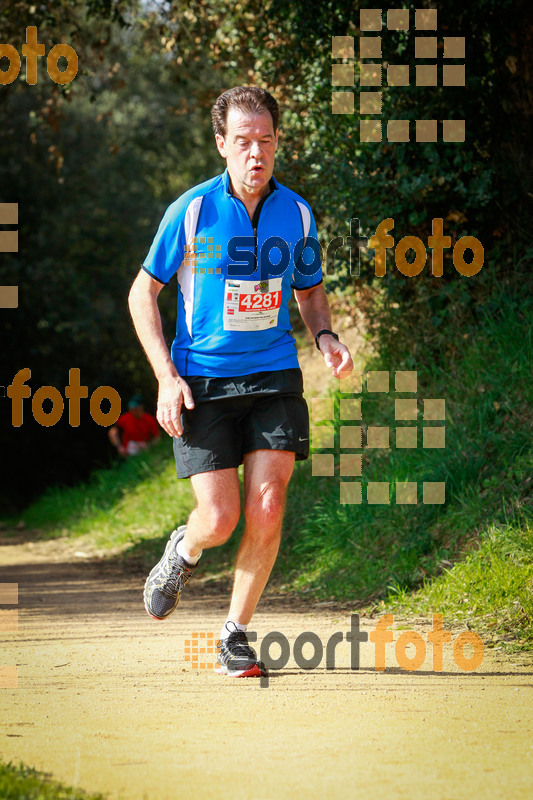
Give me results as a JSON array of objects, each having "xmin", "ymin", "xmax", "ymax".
[
  {"xmin": 128, "ymin": 269, "xmax": 194, "ymax": 437},
  {"xmin": 108, "ymin": 425, "xmax": 126, "ymax": 456},
  {"xmin": 294, "ymin": 283, "xmax": 353, "ymax": 379}
]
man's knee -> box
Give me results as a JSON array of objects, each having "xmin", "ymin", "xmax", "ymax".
[
  {"xmin": 197, "ymin": 502, "xmax": 240, "ymax": 545},
  {"xmin": 244, "ymin": 480, "xmax": 287, "ymax": 531}
]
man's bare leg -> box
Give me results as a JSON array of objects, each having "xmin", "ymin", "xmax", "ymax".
[
  {"xmin": 183, "ymin": 467, "xmax": 241, "ymax": 557},
  {"xmin": 143, "ymin": 466, "xmax": 242, "ymax": 620},
  {"xmin": 226, "ymin": 449, "xmax": 295, "ymax": 625}
]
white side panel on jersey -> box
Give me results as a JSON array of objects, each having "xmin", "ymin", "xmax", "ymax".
[
  {"xmin": 296, "ymin": 201, "xmax": 311, "ymax": 245},
  {"xmin": 293, "ymin": 200, "xmax": 312, "ymax": 282},
  {"xmin": 177, "ymin": 196, "xmax": 203, "ymax": 338}
]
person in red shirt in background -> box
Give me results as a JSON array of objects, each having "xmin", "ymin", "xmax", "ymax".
[{"xmin": 109, "ymin": 394, "xmax": 160, "ymax": 456}]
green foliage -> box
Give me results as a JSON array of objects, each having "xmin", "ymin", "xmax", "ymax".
[
  {"xmin": 188, "ymin": 0, "xmax": 517, "ymax": 235},
  {"xmin": 0, "ymin": 1, "xmax": 223, "ymax": 509},
  {"xmin": 0, "ymin": 760, "xmax": 106, "ymax": 800}
]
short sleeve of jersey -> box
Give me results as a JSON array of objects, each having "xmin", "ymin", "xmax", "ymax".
[
  {"xmin": 291, "ymin": 205, "xmax": 323, "ymax": 291},
  {"xmin": 142, "ymin": 200, "xmax": 187, "ymax": 285}
]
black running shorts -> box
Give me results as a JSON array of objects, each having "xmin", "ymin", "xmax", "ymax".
[{"xmin": 172, "ymin": 369, "xmax": 309, "ymax": 479}]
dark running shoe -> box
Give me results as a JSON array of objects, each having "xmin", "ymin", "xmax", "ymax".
[
  {"xmin": 143, "ymin": 526, "xmax": 197, "ymax": 620},
  {"xmin": 216, "ymin": 626, "xmax": 267, "ymax": 678}
]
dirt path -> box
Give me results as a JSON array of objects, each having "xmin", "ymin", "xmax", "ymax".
[{"xmin": 1, "ymin": 536, "xmax": 533, "ymax": 800}]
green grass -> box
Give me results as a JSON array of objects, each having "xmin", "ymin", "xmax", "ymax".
[
  {"xmin": 8, "ymin": 440, "xmax": 195, "ymax": 553},
  {"xmin": 0, "ymin": 761, "xmax": 106, "ymax": 800},
  {"xmin": 387, "ymin": 518, "xmax": 533, "ymax": 650}
]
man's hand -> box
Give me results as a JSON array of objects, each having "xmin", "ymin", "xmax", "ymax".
[
  {"xmin": 128, "ymin": 270, "xmax": 196, "ymax": 437},
  {"xmin": 294, "ymin": 284, "xmax": 354, "ymax": 379},
  {"xmin": 318, "ymin": 335, "xmax": 353, "ymax": 380},
  {"xmin": 157, "ymin": 375, "xmax": 195, "ymax": 438}
]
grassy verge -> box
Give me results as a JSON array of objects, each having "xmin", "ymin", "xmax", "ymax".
[
  {"xmin": 388, "ymin": 518, "xmax": 533, "ymax": 651},
  {"xmin": 7, "ymin": 440, "xmax": 194, "ymax": 553},
  {"xmin": 0, "ymin": 761, "xmax": 106, "ymax": 800},
  {"xmin": 276, "ymin": 278, "xmax": 532, "ymax": 650}
]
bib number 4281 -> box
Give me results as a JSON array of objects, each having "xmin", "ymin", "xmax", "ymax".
[{"xmin": 238, "ymin": 291, "xmax": 281, "ymax": 311}]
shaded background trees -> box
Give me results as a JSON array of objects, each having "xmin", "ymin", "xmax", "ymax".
[
  {"xmin": 1, "ymin": 0, "xmax": 531, "ymax": 512},
  {"xmin": 0, "ymin": 0, "xmax": 222, "ymax": 509}
]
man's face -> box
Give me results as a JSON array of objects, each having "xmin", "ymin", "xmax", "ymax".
[
  {"xmin": 131, "ymin": 405, "xmax": 144, "ymax": 418},
  {"xmin": 215, "ymin": 108, "xmax": 278, "ymax": 195}
]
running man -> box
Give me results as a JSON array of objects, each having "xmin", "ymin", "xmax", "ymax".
[{"xmin": 128, "ymin": 86, "xmax": 353, "ymax": 677}]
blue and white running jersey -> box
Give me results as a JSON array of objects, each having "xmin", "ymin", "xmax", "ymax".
[{"xmin": 142, "ymin": 168, "xmax": 322, "ymax": 377}]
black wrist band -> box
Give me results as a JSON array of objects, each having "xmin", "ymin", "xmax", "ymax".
[{"xmin": 315, "ymin": 329, "xmax": 339, "ymax": 350}]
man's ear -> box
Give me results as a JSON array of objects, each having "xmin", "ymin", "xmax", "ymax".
[{"xmin": 215, "ymin": 133, "xmax": 226, "ymax": 158}]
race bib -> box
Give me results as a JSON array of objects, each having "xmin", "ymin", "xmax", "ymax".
[{"xmin": 223, "ymin": 278, "xmax": 283, "ymax": 331}]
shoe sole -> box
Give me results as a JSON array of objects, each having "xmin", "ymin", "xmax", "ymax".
[
  {"xmin": 215, "ymin": 663, "xmax": 267, "ymax": 678},
  {"xmin": 143, "ymin": 527, "xmax": 186, "ymax": 620}
]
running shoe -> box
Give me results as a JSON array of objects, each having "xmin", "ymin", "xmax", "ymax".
[
  {"xmin": 216, "ymin": 626, "xmax": 267, "ymax": 678},
  {"xmin": 143, "ymin": 526, "xmax": 197, "ymax": 619}
]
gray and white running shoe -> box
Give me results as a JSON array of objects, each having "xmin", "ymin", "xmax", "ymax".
[
  {"xmin": 143, "ymin": 526, "xmax": 197, "ymax": 620},
  {"xmin": 216, "ymin": 624, "xmax": 267, "ymax": 678}
]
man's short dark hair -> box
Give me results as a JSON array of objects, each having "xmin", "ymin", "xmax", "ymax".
[{"xmin": 211, "ymin": 86, "xmax": 279, "ymax": 138}]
